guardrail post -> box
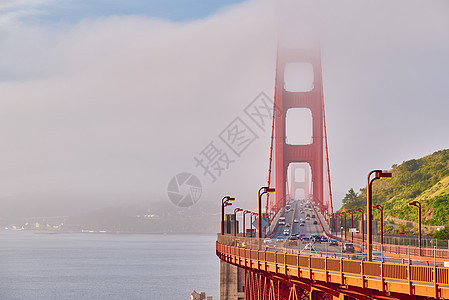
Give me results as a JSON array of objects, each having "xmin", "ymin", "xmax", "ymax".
[
  {"xmin": 380, "ymin": 262, "xmax": 384, "ymax": 292},
  {"xmin": 340, "ymin": 258, "xmax": 344, "ymax": 285},
  {"xmin": 284, "ymin": 252, "xmax": 287, "ymax": 275},
  {"xmin": 275, "ymin": 250, "xmax": 278, "ymax": 273},
  {"xmin": 434, "ymin": 265, "xmax": 438, "ymax": 299},
  {"xmin": 361, "ymin": 261, "xmax": 365, "ymax": 289},
  {"xmin": 264, "ymin": 249, "xmax": 267, "ymax": 272},
  {"xmin": 408, "ymin": 262, "xmax": 412, "ymax": 295},
  {"xmin": 309, "ymin": 255, "xmax": 313, "ymax": 281},
  {"xmin": 325, "ymin": 256, "xmax": 328, "ymax": 283}
]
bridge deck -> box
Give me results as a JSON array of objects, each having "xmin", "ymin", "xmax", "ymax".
[{"xmin": 217, "ymin": 234, "xmax": 449, "ymax": 299}]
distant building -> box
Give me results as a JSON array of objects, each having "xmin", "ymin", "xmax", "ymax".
[{"xmin": 189, "ymin": 290, "xmax": 212, "ymax": 300}]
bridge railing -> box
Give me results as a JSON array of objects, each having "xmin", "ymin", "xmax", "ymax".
[
  {"xmin": 216, "ymin": 234, "xmax": 449, "ymax": 299},
  {"xmin": 217, "ymin": 234, "xmax": 431, "ymax": 265},
  {"xmin": 315, "ymin": 209, "xmax": 449, "ymax": 260}
]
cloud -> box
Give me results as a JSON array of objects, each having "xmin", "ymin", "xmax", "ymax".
[
  {"xmin": 0, "ymin": 0, "xmax": 448, "ymax": 216},
  {"xmin": 0, "ymin": 0, "xmax": 277, "ymax": 215},
  {"xmin": 0, "ymin": 0, "xmax": 57, "ymax": 26}
]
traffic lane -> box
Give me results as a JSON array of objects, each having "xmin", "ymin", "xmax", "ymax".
[
  {"xmin": 272, "ymin": 203, "xmax": 297, "ymax": 238},
  {"xmin": 273, "ymin": 201, "xmax": 323, "ymax": 239}
]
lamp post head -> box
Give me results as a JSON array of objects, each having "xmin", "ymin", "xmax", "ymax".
[
  {"xmin": 375, "ymin": 171, "xmax": 392, "ymax": 179},
  {"xmin": 234, "ymin": 208, "xmax": 243, "ymax": 213},
  {"xmin": 225, "ymin": 202, "xmax": 232, "ymax": 207},
  {"xmin": 252, "ymin": 212, "xmax": 258, "ymax": 216},
  {"xmin": 259, "ymin": 186, "xmax": 275, "ymax": 195},
  {"xmin": 265, "ymin": 187, "xmax": 276, "ymax": 193},
  {"xmin": 355, "ymin": 208, "xmax": 364, "ymax": 213},
  {"xmin": 222, "ymin": 196, "xmax": 235, "ymax": 204},
  {"xmin": 373, "ymin": 205, "xmax": 383, "ymax": 210},
  {"xmin": 409, "ymin": 201, "xmax": 420, "ymax": 207},
  {"xmin": 244, "ymin": 210, "xmax": 251, "ymax": 214}
]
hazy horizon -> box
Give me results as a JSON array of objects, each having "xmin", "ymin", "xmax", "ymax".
[{"xmin": 1, "ymin": 0, "xmax": 449, "ymax": 219}]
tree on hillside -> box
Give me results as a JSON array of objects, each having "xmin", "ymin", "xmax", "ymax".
[{"xmin": 343, "ymin": 188, "xmax": 358, "ymax": 205}]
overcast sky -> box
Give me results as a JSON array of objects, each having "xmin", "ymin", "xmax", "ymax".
[{"xmin": 1, "ymin": 0, "xmax": 448, "ymax": 217}]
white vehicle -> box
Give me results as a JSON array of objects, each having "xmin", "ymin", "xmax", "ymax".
[{"xmin": 294, "ymin": 219, "xmax": 299, "ymax": 223}]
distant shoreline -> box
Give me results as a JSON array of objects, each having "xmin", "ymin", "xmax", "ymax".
[{"xmin": 0, "ymin": 229, "xmax": 218, "ymax": 235}]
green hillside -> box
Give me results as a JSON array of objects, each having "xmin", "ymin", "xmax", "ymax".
[{"xmin": 339, "ymin": 149, "xmax": 449, "ymax": 236}]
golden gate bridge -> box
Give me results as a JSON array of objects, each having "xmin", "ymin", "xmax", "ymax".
[{"xmin": 215, "ymin": 14, "xmax": 449, "ymax": 300}]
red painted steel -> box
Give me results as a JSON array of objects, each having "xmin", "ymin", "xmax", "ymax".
[{"xmin": 273, "ymin": 49, "xmax": 326, "ymax": 213}]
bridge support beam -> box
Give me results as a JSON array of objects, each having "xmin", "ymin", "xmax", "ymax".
[{"xmin": 244, "ymin": 269, "xmax": 340, "ymax": 300}]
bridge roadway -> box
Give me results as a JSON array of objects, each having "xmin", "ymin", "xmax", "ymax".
[
  {"xmin": 270, "ymin": 200, "xmax": 365, "ymax": 260},
  {"xmin": 217, "ymin": 200, "xmax": 449, "ymax": 299},
  {"xmin": 269, "ymin": 200, "xmax": 436, "ymax": 265}
]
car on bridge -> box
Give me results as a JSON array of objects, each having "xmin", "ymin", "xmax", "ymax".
[
  {"xmin": 299, "ymin": 223, "xmax": 305, "ymax": 226},
  {"xmin": 321, "ymin": 236, "xmax": 328, "ymax": 242},
  {"xmin": 310, "ymin": 235, "xmax": 321, "ymax": 242},
  {"xmin": 294, "ymin": 219, "xmax": 299, "ymax": 223},
  {"xmin": 329, "ymin": 239, "xmax": 338, "ymax": 246},
  {"xmin": 313, "ymin": 220, "xmax": 318, "ymax": 225},
  {"xmin": 342, "ymin": 243, "xmax": 354, "ymax": 253},
  {"xmin": 302, "ymin": 236, "xmax": 310, "ymax": 242},
  {"xmin": 285, "ymin": 223, "xmax": 291, "ymax": 227}
]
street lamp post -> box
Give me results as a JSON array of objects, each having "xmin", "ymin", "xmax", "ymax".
[
  {"xmin": 409, "ymin": 201, "xmax": 422, "ymax": 255},
  {"xmin": 258, "ymin": 187, "xmax": 275, "ymax": 239},
  {"xmin": 221, "ymin": 196, "xmax": 235, "ymax": 235},
  {"xmin": 234, "ymin": 208, "xmax": 243, "ymax": 236},
  {"xmin": 355, "ymin": 208, "xmax": 365, "ymax": 252},
  {"xmin": 367, "ymin": 170, "xmax": 392, "ymax": 261},
  {"xmin": 344, "ymin": 212, "xmax": 347, "ymax": 241},
  {"xmin": 337, "ymin": 213, "xmax": 344, "ymax": 239},
  {"xmin": 346, "ymin": 210, "xmax": 354, "ymax": 243},
  {"xmin": 373, "ymin": 205, "xmax": 384, "ymax": 247},
  {"xmin": 251, "ymin": 212, "xmax": 258, "ymax": 237},
  {"xmin": 243, "ymin": 210, "xmax": 251, "ymax": 237}
]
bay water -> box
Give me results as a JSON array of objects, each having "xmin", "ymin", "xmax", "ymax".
[{"xmin": 0, "ymin": 231, "xmax": 219, "ymax": 299}]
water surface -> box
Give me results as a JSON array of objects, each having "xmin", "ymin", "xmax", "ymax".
[{"xmin": 0, "ymin": 231, "xmax": 219, "ymax": 299}]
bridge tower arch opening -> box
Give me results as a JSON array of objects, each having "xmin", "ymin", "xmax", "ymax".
[{"xmin": 287, "ymin": 162, "xmax": 311, "ymax": 201}]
